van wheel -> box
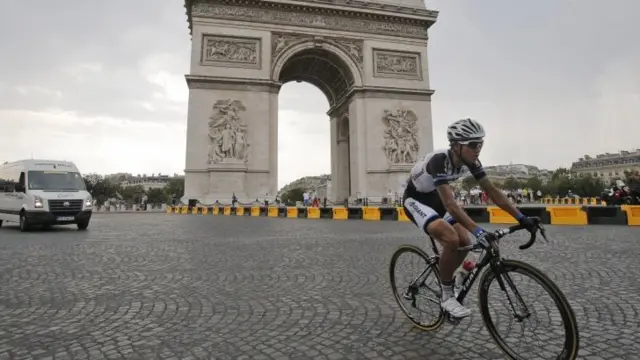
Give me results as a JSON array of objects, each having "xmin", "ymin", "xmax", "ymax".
[
  {"xmin": 19, "ymin": 213, "xmax": 30, "ymax": 232},
  {"xmin": 77, "ymin": 221, "xmax": 89, "ymax": 230}
]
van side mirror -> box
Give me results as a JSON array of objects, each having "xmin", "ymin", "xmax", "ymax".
[{"xmin": 14, "ymin": 184, "xmax": 25, "ymax": 193}]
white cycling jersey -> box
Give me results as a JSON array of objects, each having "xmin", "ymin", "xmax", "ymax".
[{"xmin": 408, "ymin": 149, "xmax": 487, "ymax": 194}]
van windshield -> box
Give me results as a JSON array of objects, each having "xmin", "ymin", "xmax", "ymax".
[{"xmin": 28, "ymin": 171, "xmax": 87, "ymax": 191}]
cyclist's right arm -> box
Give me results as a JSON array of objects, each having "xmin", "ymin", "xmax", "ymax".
[{"xmin": 426, "ymin": 154, "xmax": 479, "ymax": 233}]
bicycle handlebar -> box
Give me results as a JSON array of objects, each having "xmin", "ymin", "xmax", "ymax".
[{"xmin": 493, "ymin": 216, "xmax": 548, "ymax": 250}]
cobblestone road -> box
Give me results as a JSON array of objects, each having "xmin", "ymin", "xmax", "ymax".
[{"xmin": 1, "ymin": 214, "xmax": 639, "ymax": 360}]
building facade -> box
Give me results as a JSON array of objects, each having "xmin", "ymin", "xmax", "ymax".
[
  {"xmin": 482, "ymin": 164, "xmax": 551, "ymax": 184},
  {"xmin": 571, "ymin": 149, "xmax": 640, "ymax": 183}
]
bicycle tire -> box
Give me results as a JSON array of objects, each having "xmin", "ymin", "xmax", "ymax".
[
  {"xmin": 389, "ymin": 245, "xmax": 444, "ymax": 331},
  {"xmin": 478, "ymin": 259, "xmax": 579, "ymax": 360}
]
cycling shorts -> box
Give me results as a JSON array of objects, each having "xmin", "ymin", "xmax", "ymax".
[{"xmin": 402, "ymin": 180, "xmax": 457, "ymax": 234}]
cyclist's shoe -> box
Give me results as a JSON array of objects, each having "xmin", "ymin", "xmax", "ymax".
[{"xmin": 442, "ymin": 297, "xmax": 471, "ymax": 318}]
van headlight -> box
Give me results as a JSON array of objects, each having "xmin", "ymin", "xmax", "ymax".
[
  {"xmin": 85, "ymin": 197, "xmax": 93, "ymax": 208},
  {"xmin": 34, "ymin": 195, "xmax": 44, "ymax": 209}
]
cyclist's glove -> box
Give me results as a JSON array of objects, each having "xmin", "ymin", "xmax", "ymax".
[
  {"xmin": 516, "ymin": 213, "xmax": 536, "ymax": 233},
  {"xmin": 472, "ymin": 227, "xmax": 493, "ymax": 249}
]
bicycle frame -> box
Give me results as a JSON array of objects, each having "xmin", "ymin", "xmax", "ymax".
[{"xmin": 424, "ymin": 238, "xmax": 500, "ymax": 304}]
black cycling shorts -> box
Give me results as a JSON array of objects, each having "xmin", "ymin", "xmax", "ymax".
[{"xmin": 402, "ymin": 180, "xmax": 457, "ymax": 234}]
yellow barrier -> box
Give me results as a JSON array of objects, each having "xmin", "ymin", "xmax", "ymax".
[
  {"xmin": 307, "ymin": 207, "xmax": 320, "ymax": 219},
  {"xmin": 251, "ymin": 207, "xmax": 261, "ymax": 216},
  {"xmin": 621, "ymin": 205, "xmax": 640, "ymax": 226},
  {"xmin": 488, "ymin": 207, "xmax": 518, "ymax": 224},
  {"xmin": 166, "ymin": 206, "xmax": 173, "ymax": 214},
  {"xmin": 181, "ymin": 206, "xmax": 189, "ymax": 214},
  {"xmin": 268, "ymin": 206, "xmax": 279, "ymax": 217},
  {"xmin": 213, "ymin": 206, "xmax": 219, "ymax": 215},
  {"xmin": 542, "ymin": 197, "xmax": 601, "ymax": 205},
  {"xmin": 397, "ymin": 207, "xmax": 410, "ymax": 222},
  {"xmin": 546, "ymin": 206, "xmax": 587, "ymax": 225},
  {"xmin": 236, "ymin": 207, "xmax": 245, "ymax": 216},
  {"xmin": 286, "ymin": 207, "xmax": 298, "ymax": 218},
  {"xmin": 202, "ymin": 207, "xmax": 209, "ymax": 215},
  {"xmin": 333, "ymin": 207, "xmax": 348, "ymax": 220},
  {"xmin": 191, "ymin": 207, "xmax": 198, "ymax": 215},
  {"xmin": 362, "ymin": 207, "xmax": 381, "ymax": 221},
  {"xmin": 223, "ymin": 206, "xmax": 231, "ymax": 215}
]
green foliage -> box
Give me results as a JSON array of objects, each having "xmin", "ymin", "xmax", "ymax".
[
  {"xmin": 461, "ymin": 176, "xmax": 476, "ymax": 191},
  {"xmin": 491, "ymin": 170, "xmax": 607, "ymax": 197},
  {"xmin": 280, "ymin": 187, "xmax": 305, "ymax": 205},
  {"xmin": 82, "ymin": 174, "xmax": 184, "ymax": 206}
]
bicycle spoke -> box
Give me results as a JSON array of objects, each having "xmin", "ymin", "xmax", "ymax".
[
  {"xmin": 389, "ymin": 245, "xmax": 444, "ymax": 331},
  {"xmin": 479, "ymin": 260, "xmax": 579, "ymax": 360}
]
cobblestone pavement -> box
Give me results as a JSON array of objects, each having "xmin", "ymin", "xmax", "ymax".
[{"xmin": 1, "ymin": 214, "xmax": 639, "ymax": 360}]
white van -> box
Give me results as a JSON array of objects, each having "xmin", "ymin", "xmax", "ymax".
[{"xmin": 0, "ymin": 160, "xmax": 93, "ymax": 231}]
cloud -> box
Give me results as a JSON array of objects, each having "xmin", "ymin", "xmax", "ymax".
[
  {"xmin": 0, "ymin": 108, "xmax": 186, "ymax": 176},
  {"xmin": 0, "ymin": 0, "xmax": 638, "ymax": 192}
]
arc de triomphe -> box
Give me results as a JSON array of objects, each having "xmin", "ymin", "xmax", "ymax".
[{"xmin": 181, "ymin": 0, "xmax": 438, "ymax": 204}]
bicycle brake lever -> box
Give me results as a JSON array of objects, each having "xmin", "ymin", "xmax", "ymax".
[{"xmin": 538, "ymin": 225, "xmax": 549, "ymax": 242}]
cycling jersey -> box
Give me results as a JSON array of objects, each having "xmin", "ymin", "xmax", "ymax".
[
  {"xmin": 409, "ymin": 149, "xmax": 486, "ymax": 193},
  {"xmin": 403, "ymin": 149, "xmax": 486, "ymax": 232}
]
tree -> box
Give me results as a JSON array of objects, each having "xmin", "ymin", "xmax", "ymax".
[
  {"xmin": 461, "ymin": 175, "xmax": 476, "ymax": 191},
  {"xmin": 147, "ymin": 188, "xmax": 169, "ymax": 206},
  {"xmin": 280, "ymin": 187, "xmax": 305, "ymax": 205},
  {"xmin": 573, "ymin": 175, "xmax": 605, "ymax": 197},
  {"xmin": 120, "ymin": 185, "xmax": 146, "ymax": 204},
  {"xmin": 164, "ymin": 178, "xmax": 184, "ymax": 200},
  {"xmin": 82, "ymin": 174, "xmax": 121, "ymax": 208},
  {"xmin": 502, "ymin": 177, "xmax": 522, "ymax": 191},
  {"xmin": 524, "ymin": 176, "xmax": 543, "ymax": 191}
]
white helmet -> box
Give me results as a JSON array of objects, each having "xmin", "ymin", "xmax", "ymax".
[{"xmin": 447, "ymin": 118, "xmax": 486, "ymax": 142}]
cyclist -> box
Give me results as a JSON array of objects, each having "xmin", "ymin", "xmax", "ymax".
[{"xmin": 402, "ymin": 118, "xmax": 536, "ymax": 318}]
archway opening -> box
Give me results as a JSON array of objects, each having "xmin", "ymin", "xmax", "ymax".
[{"xmin": 276, "ymin": 48, "xmax": 356, "ymax": 204}]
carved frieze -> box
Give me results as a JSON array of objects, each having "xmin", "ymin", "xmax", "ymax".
[
  {"xmin": 191, "ymin": 3, "xmax": 429, "ymax": 39},
  {"xmin": 373, "ymin": 49, "xmax": 422, "ymax": 80},
  {"xmin": 272, "ymin": 32, "xmax": 311, "ymax": 59},
  {"xmin": 382, "ymin": 108, "xmax": 419, "ymax": 165},
  {"xmin": 272, "ymin": 32, "xmax": 364, "ymax": 71},
  {"xmin": 201, "ymin": 34, "xmax": 261, "ymax": 68},
  {"xmin": 207, "ymin": 99, "xmax": 251, "ymax": 165},
  {"xmin": 333, "ymin": 39, "xmax": 364, "ymax": 69}
]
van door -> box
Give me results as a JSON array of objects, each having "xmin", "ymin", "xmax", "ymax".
[
  {"xmin": 0, "ymin": 170, "xmax": 8, "ymax": 222},
  {"xmin": 15, "ymin": 172, "xmax": 27, "ymax": 213}
]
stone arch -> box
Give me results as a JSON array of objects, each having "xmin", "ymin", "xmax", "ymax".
[
  {"xmin": 181, "ymin": 0, "xmax": 437, "ymax": 205},
  {"xmin": 272, "ymin": 40, "xmax": 363, "ymax": 106}
]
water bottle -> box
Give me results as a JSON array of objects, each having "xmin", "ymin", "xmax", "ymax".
[{"xmin": 454, "ymin": 254, "xmax": 477, "ymax": 291}]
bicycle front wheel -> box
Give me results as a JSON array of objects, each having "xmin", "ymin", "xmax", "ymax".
[{"xmin": 478, "ymin": 259, "xmax": 579, "ymax": 360}]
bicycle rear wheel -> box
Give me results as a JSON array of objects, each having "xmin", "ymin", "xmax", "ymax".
[
  {"xmin": 478, "ymin": 259, "xmax": 579, "ymax": 360},
  {"xmin": 389, "ymin": 245, "xmax": 444, "ymax": 331}
]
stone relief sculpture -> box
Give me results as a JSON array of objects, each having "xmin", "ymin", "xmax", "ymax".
[
  {"xmin": 334, "ymin": 39, "xmax": 364, "ymax": 69},
  {"xmin": 272, "ymin": 33, "xmax": 311, "ymax": 59},
  {"xmin": 207, "ymin": 99, "xmax": 251, "ymax": 165},
  {"xmin": 382, "ymin": 109, "xmax": 419, "ymax": 164},
  {"xmin": 202, "ymin": 35, "xmax": 259, "ymax": 65},
  {"xmin": 272, "ymin": 33, "xmax": 363, "ymax": 70},
  {"xmin": 374, "ymin": 50, "xmax": 420, "ymax": 79},
  {"xmin": 191, "ymin": 3, "xmax": 430, "ymax": 39}
]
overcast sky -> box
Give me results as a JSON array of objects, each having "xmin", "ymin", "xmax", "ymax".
[{"xmin": 0, "ymin": 0, "xmax": 638, "ymax": 188}]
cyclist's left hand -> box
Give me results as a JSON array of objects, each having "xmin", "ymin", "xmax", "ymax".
[{"xmin": 518, "ymin": 215, "xmax": 536, "ymax": 233}]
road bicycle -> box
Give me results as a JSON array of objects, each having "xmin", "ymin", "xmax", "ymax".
[{"xmin": 389, "ymin": 217, "xmax": 579, "ymax": 360}]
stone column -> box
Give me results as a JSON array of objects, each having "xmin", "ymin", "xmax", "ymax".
[
  {"xmin": 353, "ymin": 89, "xmax": 434, "ymax": 199},
  {"xmin": 183, "ymin": 77, "xmax": 279, "ymax": 204}
]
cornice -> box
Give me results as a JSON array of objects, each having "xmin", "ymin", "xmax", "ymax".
[{"xmin": 184, "ymin": 0, "xmax": 438, "ymax": 37}]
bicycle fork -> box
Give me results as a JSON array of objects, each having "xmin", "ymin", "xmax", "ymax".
[{"xmin": 492, "ymin": 262, "xmax": 532, "ymax": 322}]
